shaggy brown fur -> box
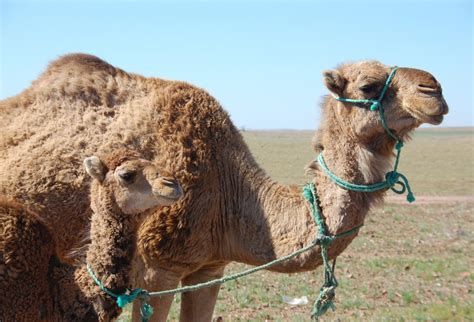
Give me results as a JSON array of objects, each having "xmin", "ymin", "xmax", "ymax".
[
  {"xmin": 0, "ymin": 196, "xmax": 94, "ymax": 321},
  {"xmin": 0, "ymin": 152, "xmax": 182, "ymax": 321},
  {"xmin": 0, "ymin": 197, "xmax": 54, "ymax": 321},
  {"xmin": 0, "ymin": 54, "xmax": 448, "ymax": 321}
]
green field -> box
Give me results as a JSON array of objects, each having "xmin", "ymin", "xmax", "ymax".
[
  {"xmin": 121, "ymin": 128, "xmax": 474, "ymax": 321},
  {"xmin": 242, "ymin": 128, "xmax": 474, "ymax": 196}
]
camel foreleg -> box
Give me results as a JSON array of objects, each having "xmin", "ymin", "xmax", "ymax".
[
  {"xmin": 179, "ymin": 263, "xmax": 227, "ymax": 322},
  {"xmin": 131, "ymin": 266, "xmax": 181, "ymax": 322}
]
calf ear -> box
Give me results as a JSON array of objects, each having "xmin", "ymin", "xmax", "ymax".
[
  {"xmin": 323, "ymin": 69, "xmax": 346, "ymax": 97},
  {"xmin": 84, "ymin": 156, "xmax": 106, "ymax": 182}
]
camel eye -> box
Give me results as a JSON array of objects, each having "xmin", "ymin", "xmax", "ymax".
[
  {"xmin": 118, "ymin": 170, "xmax": 136, "ymax": 183},
  {"xmin": 359, "ymin": 83, "xmax": 379, "ymax": 94}
]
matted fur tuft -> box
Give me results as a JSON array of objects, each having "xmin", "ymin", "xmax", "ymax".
[{"xmin": 100, "ymin": 148, "xmax": 142, "ymax": 171}]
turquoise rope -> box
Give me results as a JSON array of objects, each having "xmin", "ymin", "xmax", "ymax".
[
  {"xmin": 318, "ymin": 154, "xmax": 390, "ymax": 192},
  {"xmin": 86, "ymin": 264, "xmax": 154, "ymax": 322},
  {"xmin": 302, "ymin": 183, "xmax": 363, "ymax": 319},
  {"xmin": 317, "ymin": 154, "xmax": 415, "ymax": 202},
  {"xmin": 87, "ymin": 190, "xmax": 362, "ymax": 321},
  {"xmin": 332, "ymin": 67, "xmax": 401, "ymax": 142},
  {"xmin": 303, "ymin": 183, "xmax": 335, "ymax": 318},
  {"xmin": 326, "ymin": 67, "xmax": 415, "ymax": 203}
]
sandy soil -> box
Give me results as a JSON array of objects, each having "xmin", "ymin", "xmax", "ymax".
[{"xmin": 386, "ymin": 195, "xmax": 474, "ymax": 204}]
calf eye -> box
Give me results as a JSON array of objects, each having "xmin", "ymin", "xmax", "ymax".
[{"xmin": 118, "ymin": 170, "xmax": 136, "ymax": 183}]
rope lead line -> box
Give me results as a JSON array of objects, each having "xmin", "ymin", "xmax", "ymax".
[
  {"xmin": 303, "ymin": 183, "xmax": 363, "ymax": 319},
  {"xmin": 87, "ymin": 184, "xmax": 362, "ymax": 321}
]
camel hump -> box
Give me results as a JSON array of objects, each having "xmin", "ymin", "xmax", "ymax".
[
  {"xmin": 44, "ymin": 53, "xmax": 118, "ymax": 77},
  {"xmin": 17, "ymin": 53, "xmax": 133, "ymax": 105}
]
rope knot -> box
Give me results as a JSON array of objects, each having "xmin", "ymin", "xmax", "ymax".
[
  {"xmin": 115, "ymin": 288, "xmax": 153, "ymax": 321},
  {"xmin": 385, "ymin": 171, "xmax": 400, "ymax": 187},
  {"xmin": 398, "ymin": 173, "xmax": 416, "ymax": 203},
  {"xmin": 385, "ymin": 172, "xmax": 416, "ymax": 203},
  {"xmin": 116, "ymin": 288, "xmax": 142, "ymax": 308},
  {"xmin": 312, "ymin": 285, "xmax": 337, "ymax": 319},
  {"xmin": 369, "ymin": 101, "xmax": 380, "ymax": 111},
  {"xmin": 395, "ymin": 141, "xmax": 404, "ymax": 150},
  {"xmin": 139, "ymin": 299, "xmax": 154, "ymax": 322},
  {"xmin": 315, "ymin": 234, "xmax": 335, "ymax": 247}
]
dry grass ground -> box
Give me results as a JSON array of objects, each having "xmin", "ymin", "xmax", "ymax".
[{"xmin": 120, "ymin": 128, "xmax": 473, "ymax": 321}]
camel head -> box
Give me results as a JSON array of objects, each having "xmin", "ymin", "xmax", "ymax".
[
  {"xmin": 84, "ymin": 150, "xmax": 183, "ymax": 215},
  {"xmin": 322, "ymin": 61, "xmax": 448, "ymax": 141}
]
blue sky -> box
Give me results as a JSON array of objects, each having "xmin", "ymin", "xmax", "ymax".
[{"xmin": 1, "ymin": 0, "xmax": 472, "ymax": 129}]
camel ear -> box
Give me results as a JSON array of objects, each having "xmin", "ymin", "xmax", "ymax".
[
  {"xmin": 323, "ymin": 69, "xmax": 346, "ymax": 97},
  {"xmin": 84, "ymin": 156, "xmax": 106, "ymax": 182}
]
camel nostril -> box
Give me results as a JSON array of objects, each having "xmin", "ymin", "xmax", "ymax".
[{"xmin": 161, "ymin": 178, "xmax": 177, "ymax": 187}]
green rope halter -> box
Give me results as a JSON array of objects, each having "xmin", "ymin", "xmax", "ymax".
[{"xmin": 326, "ymin": 67, "xmax": 415, "ymax": 203}]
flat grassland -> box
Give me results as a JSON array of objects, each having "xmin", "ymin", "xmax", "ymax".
[{"xmin": 122, "ymin": 128, "xmax": 474, "ymax": 321}]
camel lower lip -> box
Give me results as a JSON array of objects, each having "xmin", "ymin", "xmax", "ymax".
[
  {"xmin": 407, "ymin": 107, "xmax": 445, "ymax": 126},
  {"xmin": 157, "ymin": 194, "xmax": 181, "ymax": 202},
  {"xmin": 428, "ymin": 115, "xmax": 444, "ymax": 125}
]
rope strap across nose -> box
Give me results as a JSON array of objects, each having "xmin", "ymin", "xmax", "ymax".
[{"xmin": 331, "ymin": 67, "xmax": 399, "ymax": 112}]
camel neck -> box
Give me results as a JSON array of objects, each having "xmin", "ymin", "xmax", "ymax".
[
  {"xmin": 310, "ymin": 105, "xmax": 395, "ymax": 232},
  {"xmin": 220, "ymin": 117, "xmax": 395, "ymax": 272},
  {"xmin": 86, "ymin": 206, "xmax": 138, "ymax": 294},
  {"xmin": 77, "ymin": 193, "xmax": 141, "ymax": 319},
  {"xmin": 218, "ymin": 149, "xmax": 318, "ymax": 270}
]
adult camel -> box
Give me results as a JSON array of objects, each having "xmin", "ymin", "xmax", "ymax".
[{"xmin": 0, "ymin": 54, "xmax": 448, "ymax": 321}]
